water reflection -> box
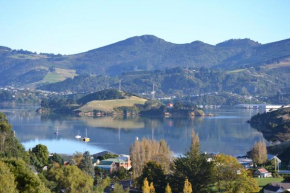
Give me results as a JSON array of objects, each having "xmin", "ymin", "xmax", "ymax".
[{"xmin": 1, "ymin": 106, "xmax": 265, "ymax": 156}]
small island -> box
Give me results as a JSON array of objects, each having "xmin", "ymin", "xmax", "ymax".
[{"xmin": 37, "ymin": 89, "xmax": 205, "ymax": 117}]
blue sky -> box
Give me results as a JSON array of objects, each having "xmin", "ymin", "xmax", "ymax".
[{"xmin": 0, "ymin": 0, "xmax": 290, "ymax": 54}]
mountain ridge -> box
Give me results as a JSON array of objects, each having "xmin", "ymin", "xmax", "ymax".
[{"xmin": 0, "ymin": 35, "xmax": 290, "ymax": 87}]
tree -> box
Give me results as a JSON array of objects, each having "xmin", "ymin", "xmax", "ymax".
[
  {"xmin": 111, "ymin": 183, "xmax": 130, "ymax": 193},
  {"xmin": 30, "ymin": 144, "xmax": 49, "ymax": 169},
  {"xmin": 48, "ymin": 153, "xmax": 64, "ymax": 166},
  {"xmin": 165, "ymin": 183, "xmax": 172, "ymax": 193},
  {"xmin": 0, "ymin": 160, "xmax": 17, "ymax": 193},
  {"xmin": 251, "ymin": 141, "xmax": 267, "ymax": 166},
  {"xmin": 47, "ymin": 164, "xmax": 93, "ymax": 193},
  {"xmin": 80, "ymin": 151, "xmax": 94, "ymax": 178},
  {"xmin": 130, "ymin": 139, "xmax": 172, "ymax": 179},
  {"xmin": 150, "ymin": 182, "xmax": 155, "ymax": 193},
  {"xmin": 183, "ymin": 179, "xmax": 192, "ymax": 193},
  {"xmin": 114, "ymin": 166, "xmax": 127, "ymax": 180},
  {"xmin": 72, "ymin": 152, "xmax": 83, "ymax": 166},
  {"xmin": 169, "ymin": 131, "xmax": 215, "ymax": 192},
  {"xmin": 137, "ymin": 161, "xmax": 166, "ymax": 193},
  {"xmin": 142, "ymin": 178, "xmax": 150, "ymax": 193},
  {"xmin": 3, "ymin": 158, "xmax": 49, "ymax": 193},
  {"xmin": 0, "ymin": 112, "xmax": 28, "ymax": 162},
  {"xmin": 214, "ymin": 154, "xmax": 259, "ymax": 192}
]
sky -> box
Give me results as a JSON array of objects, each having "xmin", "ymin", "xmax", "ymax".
[{"xmin": 1, "ymin": 0, "xmax": 290, "ymax": 55}]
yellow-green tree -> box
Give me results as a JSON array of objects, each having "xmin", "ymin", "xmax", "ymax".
[
  {"xmin": 149, "ymin": 182, "xmax": 155, "ymax": 193},
  {"xmin": 165, "ymin": 183, "xmax": 172, "ymax": 193},
  {"xmin": 142, "ymin": 178, "xmax": 150, "ymax": 193},
  {"xmin": 215, "ymin": 154, "xmax": 259, "ymax": 192},
  {"xmin": 183, "ymin": 179, "xmax": 192, "ymax": 193},
  {"xmin": 0, "ymin": 160, "xmax": 17, "ymax": 193}
]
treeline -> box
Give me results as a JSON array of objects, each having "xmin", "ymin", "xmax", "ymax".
[{"xmin": 130, "ymin": 132, "xmax": 260, "ymax": 192}]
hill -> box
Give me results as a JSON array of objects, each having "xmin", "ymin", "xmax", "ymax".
[
  {"xmin": 250, "ymin": 107, "xmax": 290, "ymax": 142},
  {"xmin": 1, "ymin": 35, "xmax": 290, "ymax": 87},
  {"xmin": 38, "ymin": 66, "xmax": 290, "ymax": 102},
  {"xmin": 77, "ymin": 96, "xmax": 146, "ymax": 113}
]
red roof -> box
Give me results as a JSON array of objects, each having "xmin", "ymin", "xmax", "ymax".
[{"xmin": 257, "ymin": 168, "xmax": 268, "ymax": 173}]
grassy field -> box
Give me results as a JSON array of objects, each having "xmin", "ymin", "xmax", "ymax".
[
  {"xmin": 255, "ymin": 177, "xmax": 283, "ymax": 190},
  {"xmin": 226, "ymin": 68, "xmax": 247, "ymax": 74},
  {"xmin": 43, "ymin": 68, "xmax": 77, "ymax": 83},
  {"xmin": 77, "ymin": 96, "xmax": 147, "ymax": 113}
]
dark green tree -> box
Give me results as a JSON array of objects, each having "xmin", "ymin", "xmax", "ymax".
[
  {"xmin": 169, "ymin": 131, "xmax": 215, "ymax": 192},
  {"xmin": 137, "ymin": 161, "xmax": 167, "ymax": 193},
  {"xmin": 3, "ymin": 158, "xmax": 49, "ymax": 193},
  {"xmin": 80, "ymin": 151, "xmax": 95, "ymax": 178},
  {"xmin": 48, "ymin": 153, "xmax": 64, "ymax": 166},
  {"xmin": 30, "ymin": 144, "xmax": 49, "ymax": 169}
]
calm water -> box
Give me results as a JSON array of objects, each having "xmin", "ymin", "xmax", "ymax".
[{"xmin": 0, "ymin": 106, "xmax": 265, "ymax": 156}]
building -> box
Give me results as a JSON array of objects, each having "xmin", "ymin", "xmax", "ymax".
[
  {"xmin": 254, "ymin": 168, "xmax": 272, "ymax": 178},
  {"xmin": 237, "ymin": 158, "xmax": 253, "ymax": 169},
  {"xmin": 235, "ymin": 103, "xmax": 289, "ymax": 110},
  {"xmin": 96, "ymin": 155, "xmax": 131, "ymax": 173},
  {"xmin": 263, "ymin": 182, "xmax": 290, "ymax": 193}
]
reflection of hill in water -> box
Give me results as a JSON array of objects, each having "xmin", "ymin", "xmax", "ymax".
[
  {"xmin": 80, "ymin": 116, "xmax": 144, "ymax": 129},
  {"xmin": 2, "ymin": 107, "xmax": 265, "ymax": 156}
]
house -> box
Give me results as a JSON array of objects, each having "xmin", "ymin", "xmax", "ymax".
[
  {"xmin": 254, "ymin": 168, "xmax": 272, "ymax": 178},
  {"xmin": 237, "ymin": 158, "xmax": 253, "ymax": 169},
  {"xmin": 267, "ymin": 154, "xmax": 282, "ymax": 169},
  {"xmin": 263, "ymin": 182, "xmax": 290, "ymax": 193},
  {"xmin": 96, "ymin": 155, "xmax": 131, "ymax": 172}
]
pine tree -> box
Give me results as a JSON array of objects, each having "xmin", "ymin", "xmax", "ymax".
[
  {"xmin": 183, "ymin": 179, "xmax": 192, "ymax": 193},
  {"xmin": 142, "ymin": 178, "xmax": 150, "ymax": 193},
  {"xmin": 80, "ymin": 151, "xmax": 95, "ymax": 178},
  {"xmin": 165, "ymin": 183, "xmax": 172, "ymax": 193},
  {"xmin": 170, "ymin": 131, "xmax": 215, "ymax": 192}
]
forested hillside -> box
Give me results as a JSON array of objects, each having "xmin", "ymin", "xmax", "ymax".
[
  {"xmin": 38, "ymin": 66, "xmax": 290, "ymax": 100},
  {"xmin": 1, "ymin": 35, "xmax": 290, "ymax": 87}
]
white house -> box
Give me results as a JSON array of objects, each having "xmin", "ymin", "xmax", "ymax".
[{"xmin": 254, "ymin": 168, "xmax": 272, "ymax": 178}]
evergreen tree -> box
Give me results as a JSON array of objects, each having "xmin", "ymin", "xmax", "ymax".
[
  {"xmin": 170, "ymin": 131, "xmax": 215, "ymax": 192},
  {"xmin": 80, "ymin": 151, "xmax": 95, "ymax": 178},
  {"xmin": 137, "ymin": 161, "xmax": 166, "ymax": 193}
]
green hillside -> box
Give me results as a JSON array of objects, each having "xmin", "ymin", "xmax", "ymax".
[{"xmin": 1, "ymin": 35, "xmax": 290, "ymax": 87}]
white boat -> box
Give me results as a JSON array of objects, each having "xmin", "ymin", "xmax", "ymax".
[{"xmin": 75, "ymin": 130, "xmax": 81, "ymax": 139}]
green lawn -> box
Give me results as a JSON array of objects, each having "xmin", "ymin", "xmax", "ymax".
[
  {"xmin": 255, "ymin": 177, "xmax": 283, "ymax": 190},
  {"xmin": 226, "ymin": 68, "xmax": 247, "ymax": 74},
  {"xmin": 43, "ymin": 68, "xmax": 77, "ymax": 83}
]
